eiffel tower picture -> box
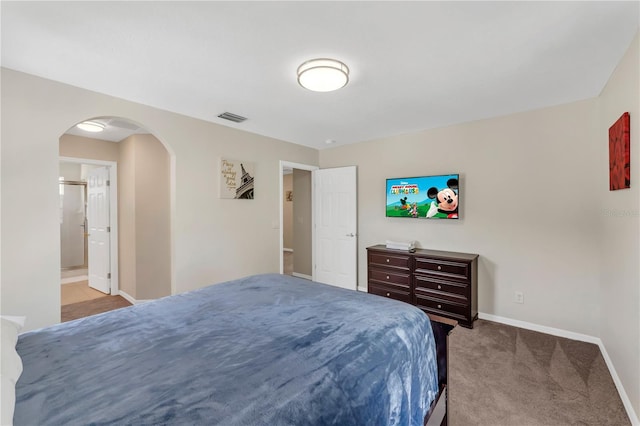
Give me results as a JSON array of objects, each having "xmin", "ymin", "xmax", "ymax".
[
  {"xmin": 235, "ymin": 163, "xmax": 254, "ymax": 199},
  {"xmin": 220, "ymin": 158, "xmax": 255, "ymax": 199}
]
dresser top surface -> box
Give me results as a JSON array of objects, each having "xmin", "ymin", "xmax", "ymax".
[{"xmin": 367, "ymin": 245, "xmax": 479, "ymax": 261}]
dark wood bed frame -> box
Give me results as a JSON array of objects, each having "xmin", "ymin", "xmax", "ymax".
[{"xmin": 424, "ymin": 313, "xmax": 457, "ymax": 426}]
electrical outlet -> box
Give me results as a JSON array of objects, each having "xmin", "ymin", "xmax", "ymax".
[{"xmin": 514, "ymin": 291, "xmax": 524, "ymax": 304}]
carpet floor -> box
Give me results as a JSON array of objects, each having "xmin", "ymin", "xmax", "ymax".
[
  {"xmin": 61, "ymin": 295, "xmax": 132, "ymax": 322},
  {"xmin": 448, "ymin": 319, "xmax": 630, "ymax": 425}
]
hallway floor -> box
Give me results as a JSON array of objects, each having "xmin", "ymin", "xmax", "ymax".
[
  {"xmin": 61, "ymin": 280, "xmax": 107, "ymax": 305},
  {"xmin": 60, "ymin": 272, "xmax": 131, "ymax": 322}
]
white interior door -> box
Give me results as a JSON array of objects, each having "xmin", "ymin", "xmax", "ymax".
[
  {"xmin": 87, "ymin": 166, "xmax": 111, "ymax": 294},
  {"xmin": 314, "ymin": 166, "xmax": 357, "ymax": 290}
]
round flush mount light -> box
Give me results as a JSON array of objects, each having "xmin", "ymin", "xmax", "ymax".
[
  {"xmin": 297, "ymin": 58, "xmax": 349, "ymax": 92},
  {"xmin": 76, "ymin": 121, "xmax": 105, "ymax": 132}
]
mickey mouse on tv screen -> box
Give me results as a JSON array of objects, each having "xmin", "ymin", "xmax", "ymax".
[{"xmin": 386, "ymin": 174, "xmax": 459, "ymax": 219}]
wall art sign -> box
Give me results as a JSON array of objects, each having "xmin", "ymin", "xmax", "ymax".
[
  {"xmin": 609, "ymin": 112, "xmax": 630, "ymax": 191},
  {"xmin": 220, "ymin": 158, "xmax": 255, "ymax": 199}
]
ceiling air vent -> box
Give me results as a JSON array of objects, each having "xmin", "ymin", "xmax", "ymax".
[{"xmin": 217, "ymin": 112, "xmax": 247, "ymax": 123}]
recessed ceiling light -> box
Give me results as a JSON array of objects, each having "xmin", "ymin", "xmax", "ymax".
[
  {"xmin": 325, "ymin": 139, "xmax": 336, "ymax": 144},
  {"xmin": 297, "ymin": 58, "xmax": 349, "ymax": 92},
  {"xmin": 76, "ymin": 121, "xmax": 105, "ymax": 132}
]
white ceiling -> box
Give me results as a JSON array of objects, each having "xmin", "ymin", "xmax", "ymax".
[
  {"xmin": 65, "ymin": 117, "xmax": 149, "ymax": 142},
  {"xmin": 2, "ymin": 1, "xmax": 638, "ymax": 150}
]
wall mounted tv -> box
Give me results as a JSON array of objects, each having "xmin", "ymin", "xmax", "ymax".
[{"xmin": 385, "ymin": 174, "xmax": 459, "ymax": 219}]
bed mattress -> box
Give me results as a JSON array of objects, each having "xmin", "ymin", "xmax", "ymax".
[{"xmin": 15, "ymin": 273, "xmax": 439, "ymax": 425}]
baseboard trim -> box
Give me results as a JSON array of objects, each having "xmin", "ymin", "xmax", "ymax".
[
  {"xmin": 118, "ymin": 291, "xmax": 136, "ymax": 305},
  {"xmin": 478, "ymin": 312, "xmax": 599, "ymax": 344},
  {"xmin": 283, "ymin": 248, "xmax": 293, "ymax": 252},
  {"xmin": 291, "ymin": 272, "xmax": 312, "ymax": 280},
  {"xmin": 479, "ymin": 312, "xmax": 639, "ymax": 425},
  {"xmin": 597, "ymin": 340, "xmax": 640, "ymax": 426},
  {"xmin": 117, "ymin": 290, "xmax": 152, "ymax": 305}
]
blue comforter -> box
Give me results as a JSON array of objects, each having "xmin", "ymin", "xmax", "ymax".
[{"xmin": 15, "ymin": 274, "xmax": 439, "ymax": 425}]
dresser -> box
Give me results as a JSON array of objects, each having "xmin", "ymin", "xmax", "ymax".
[{"xmin": 367, "ymin": 245, "xmax": 479, "ymax": 328}]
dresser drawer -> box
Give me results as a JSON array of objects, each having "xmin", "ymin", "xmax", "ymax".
[
  {"xmin": 415, "ymin": 293, "xmax": 468, "ymax": 320},
  {"xmin": 366, "ymin": 245, "xmax": 478, "ymax": 328},
  {"xmin": 369, "ymin": 268, "xmax": 411, "ymax": 288},
  {"xmin": 414, "ymin": 257, "xmax": 470, "ymax": 281},
  {"xmin": 368, "ymin": 252, "xmax": 411, "ymax": 271},
  {"xmin": 414, "ymin": 275, "xmax": 468, "ymax": 300},
  {"xmin": 368, "ymin": 282, "xmax": 411, "ymax": 304}
]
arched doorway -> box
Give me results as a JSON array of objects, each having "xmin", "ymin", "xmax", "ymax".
[{"xmin": 59, "ymin": 117, "xmax": 172, "ymax": 321}]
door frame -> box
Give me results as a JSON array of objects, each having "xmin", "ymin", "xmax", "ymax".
[
  {"xmin": 60, "ymin": 156, "xmax": 119, "ymax": 295},
  {"xmin": 279, "ymin": 161, "xmax": 319, "ymax": 279}
]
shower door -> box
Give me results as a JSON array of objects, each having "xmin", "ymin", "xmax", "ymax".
[{"xmin": 60, "ymin": 181, "xmax": 87, "ymax": 269}]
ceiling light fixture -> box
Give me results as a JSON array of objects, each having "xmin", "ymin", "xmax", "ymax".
[
  {"xmin": 76, "ymin": 121, "xmax": 105, "ymax": 132},
  {"xmin": 297, "ymin": 58, "xmax": 349, "ymax": 92}
]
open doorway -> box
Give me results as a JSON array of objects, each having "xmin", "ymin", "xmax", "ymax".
[
  {"xmin": 279, "ymin": 162, "xmax": 358, "ymax": 289},
  {"xmin": 58, "ymin": 116, "xmax": 172, "ymax": 321},
  {"xmin": 280, "ymin": 161, "xmax": 318, "ymax": 280},
  {"xmin": 59, "ymin": 157, "xmax": 122, "ymax": 320}
]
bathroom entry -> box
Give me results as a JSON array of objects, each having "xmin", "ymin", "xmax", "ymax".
[
  {"xmin": 280, "ymin": 161, "xmax": 316, "ymax": 280},
  {"xmin": 59, "ymin": 160, "xmax": 115, "ymax": 296},
  {"xmin": 59, "ymin": 178, "xmax": 87, "ymax": 271}
]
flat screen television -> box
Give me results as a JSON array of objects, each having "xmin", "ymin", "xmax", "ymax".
[{"xmin": 385, "ymin": 174, "xmax": 459, "ymax": 219}]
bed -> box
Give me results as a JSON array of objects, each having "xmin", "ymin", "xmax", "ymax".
[{"xmin": 9, "ymin": 274, "xmax": 453, "ymax": 425}]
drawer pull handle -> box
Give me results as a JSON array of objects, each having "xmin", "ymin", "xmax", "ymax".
[
  {"xmin": 437, "ymin": 265, "xmax": 442, "ymax": 270},
  {"xmin": 386, "ymin": 275, "xmax": 390, "ymax": 280},
  {"xmin": 386, "ymin": 293, "xmax": 390, "ymax": 297},
  {"xmin": 386, "ymin": 258, "xmax": 390, "ymax": 263},
  {"xmin": 437, "ymin": 285, "xmax": 442, "ymax": 290},
  {"xmin": 437, "ymin": 304, "xmax": 442, "ymax": 309}
]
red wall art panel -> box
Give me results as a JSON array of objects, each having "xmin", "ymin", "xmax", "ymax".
[{"xmin": 609, "ymin": 112, "xmax": 630, "ymax": 190}]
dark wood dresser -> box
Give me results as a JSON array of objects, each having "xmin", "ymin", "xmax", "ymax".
[{"xmin": 367, "ymin": 245, "xmax": 479, "ymax": 328}]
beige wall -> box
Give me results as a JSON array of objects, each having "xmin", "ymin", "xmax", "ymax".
[
  {"xmin": 283, "ymin": 173, "xmax": 293, "ymax": 249},
  {"xmin": 118, "ymin": 135, "xmax": 137, "ymax": 297},
  {"xmin": 292, "ymin": 169, "xmax": 312, "ymax": 276},
  {"xmin": 598, "ymin": 33, "xmax": 639, "ymax": 419},
  {"xmin": 320, "ymin": 99, "xmax": 601, "ymax": 336},
  {"xmin": 1, "ymin": 68, "xmax": 318, "ymax": 330},
  {"xmin": 59, "ymin": 161, "xmax": 82, "ymax": 180},
  {"xmin": 131, "ymin": 134, "xmax": 171, "ymax": 299},
  {"xmin": 60, "ymin": 134, "xmax": 120, "ymax": 162}
]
